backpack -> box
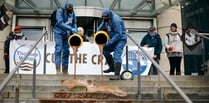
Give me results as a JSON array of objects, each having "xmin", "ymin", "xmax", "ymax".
[
  {"xmin": 50, "ymin": 8, "xmax": 64, "ymax": 28},
  {"xmin": 165, "ymin": 33, "xmax": 181, "ymax": 53}
]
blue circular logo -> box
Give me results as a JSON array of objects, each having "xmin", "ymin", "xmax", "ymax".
[
  {"xmin": 13, "ymin": 44, "xmax": 41, "ymax": 71},
  {"xmin": 122, "ymin": 50, "xmax": 148, "ymax": 75}
]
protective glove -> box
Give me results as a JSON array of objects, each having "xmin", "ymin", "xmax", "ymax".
[
  {"xmin": 71, "ymin": 28, "xmax": 77, "ymax": 33},
  {"xmin": 105, "ymin": 42, "xmax": 110, "ymax": 47}
]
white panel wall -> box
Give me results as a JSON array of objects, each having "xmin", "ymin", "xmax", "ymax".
[
  {"xmin": 18, "ymin": 18, "xmax": 49, "ymax": 27},
  {"xmin": 75, "ymin": 6, "xmax": 102, "ymax": 17},
  {"xmin": 124, "ymin": 19, "xmax": 152, "ymax": 29}
]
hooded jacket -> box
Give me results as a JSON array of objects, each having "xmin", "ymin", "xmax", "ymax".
[
  {"xmin": 4, "ymin": 32, "xmax": 27, "ymax": 56},
  {"xmin": 54, "ymin": 0, "xmax": 77, "ymax": 33},
  {"xmin": 97, "ymin": 8, "xmax": 127, "ymax": 47}
]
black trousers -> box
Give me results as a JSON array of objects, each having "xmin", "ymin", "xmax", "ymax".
[
  {"xmin": 168, "ymin": 57, "xmax": 182, "ymax": 75},
  {"xmin": 4, "ymin": 56, "xmax": 9, "ymax": 73},
  {"xmin": 149, "ymin": 58, "xmax": 160, "ymax": 75}
]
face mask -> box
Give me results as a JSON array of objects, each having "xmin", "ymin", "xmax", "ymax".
[
  {"xmin": 67, "ymin": 9, "xmax": 73, "ymax": 14},
  {"xmin": 103, "ymin": 16, "xmax": 109, "ymax": 22},
  {"xmin": 15, "ymin": 32, "xmax": 23, "ymax": 36},
  {"xmin": 104, "ymin": 18, "xmax": 109, "ymax": 22},
  {"xmin": 102, "ymin": 14, "xmax": 110, "ymax": 22},
  {"xmin": 67, "ymin": 5, "xmax": 73, "ymax": 14}
]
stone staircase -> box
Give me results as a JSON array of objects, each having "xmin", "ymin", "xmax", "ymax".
[{"xmin": 0, "ymin": 74, "xmax": 209, "ymax": 103}]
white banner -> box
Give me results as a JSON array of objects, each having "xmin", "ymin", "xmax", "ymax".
[
  {"xmin": 10, "ymin": 40, "xmax": 44, "ymax": 74},
  {"xmin": 10, "ymin": 40, "xmax": 153, "ymax": 75},
  {"xmin": 45, "ymin": 42, "xmax": 109, "ymax": 75}
]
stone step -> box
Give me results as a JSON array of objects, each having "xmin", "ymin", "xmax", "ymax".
[
  {"xmin": 1, "ymin": 74, "xmax": 209, "ymax": 103},
  {"xmin": 38, "ymin": 98, "xmax": 180, "ymax": 103},
  {"xmin": 2, "ymin": 85, "xmax": 209, "ymax": 94},
  {"xmin": 2, "ymin": 98, "xmax": 209, "ymax": 103},
  {"xmin": 1, "ymin": 74, "xmax": 209, "ymax": 81},
  {"xmin": 2, "ymin": 91, "xmax": 209, "ymax": 100},
  {"xmin": 38, "ymin": 98, "xmax": 209, "ymax": 103},
  {"xmin": 1, "ymin": 78, "xmax": 209, "ymax": 89}
]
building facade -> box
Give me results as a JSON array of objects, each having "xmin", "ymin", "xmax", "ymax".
[{"xmin": 0, "ymin": 0, "xmax": 183, "ymax": 75}]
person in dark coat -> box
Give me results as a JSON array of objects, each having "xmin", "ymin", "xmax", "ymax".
[
  {"xmin": 140, "ymin": 26, "xmax": 163, "ymax": 75},
  {"xmin": 3, "ymin": 25, "xmax": 27, "ymax": 73}
]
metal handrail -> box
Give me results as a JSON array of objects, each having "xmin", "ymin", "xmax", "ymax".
[
  {"xmin": 199, "ymin": 33, "xmax": 209, "ymax": 73},
  {"xmin": 199, "ymin": 33, "xmax": 209, "ymax": 40},
  {"xmin": 0, "ymin": 31, "xmax": 48, "ymax": 92},
  {"xmin": 126, "ymin": 34, "xmax": 193, "ymax": 103}
]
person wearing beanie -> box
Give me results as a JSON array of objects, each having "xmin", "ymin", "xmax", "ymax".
[
  {"xmin": 170, "ymin": 23, "xmax": 177, "ymax": 28},
  {"xmin": 3, "ymin": 25, "xmax": 27, "ymax": 73},
  {"xmin": 164, "ymin": 23, "xmax": 183, "ymax": 75},
  {"xmin": 140, "ymin": 26, "xmax": 163, "ymax": 75}
]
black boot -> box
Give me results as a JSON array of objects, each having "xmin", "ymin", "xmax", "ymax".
[
  {"xmin": 56, "ymin": 65, "xmax": 62, "ymax": 74},
  {"xmin": 110, "ymin": 62, "xmax": 121, "ymax": 80},
  {"xmin": 62, "ymin": 66, "xmax": 68, "ymax": 74},
  {"xmin": 103, "ymin": 55, "xmax": 114, "ymax": 73},
  {"xmin": 176, "ymin": 72, "xmax": 181, "ymax": 75}
]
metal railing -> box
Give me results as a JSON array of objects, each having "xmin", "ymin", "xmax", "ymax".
[
  {"xmin": 126, "ymin": 34, "xmax": 193, "ymax": 103},
  {"xmin": 0, "ymin": 31, "xmax": 194, "ymax": 103},
  {"xmin": 199, "ymin": 33, "xmax": 209, "ymax": 73},
  {"xmin": 0, "ymin": 31, "xmax": 48, "ymax": 99},
  {"xmin": 199, "ymin": 33, "xmax": 209, "ymax": 40}
]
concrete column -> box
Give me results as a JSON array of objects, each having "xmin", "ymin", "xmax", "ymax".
[{"xmin": 156, "ymin": 4, "xmax": 184, "ymax": 75}]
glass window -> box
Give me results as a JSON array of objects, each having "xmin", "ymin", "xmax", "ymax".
[
  {"xmin": 127, "ymin": 31, "xmax": 147, "ymax": 46},
  {"xmin": 22, "ymin": 28, "xmax": 44, "ymax": 41}
]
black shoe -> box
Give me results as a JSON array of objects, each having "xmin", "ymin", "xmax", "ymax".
[{"xmin": 103, "ymin": 68, "xmax": 114, "ymax": 73}]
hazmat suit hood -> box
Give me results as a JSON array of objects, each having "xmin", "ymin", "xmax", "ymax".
[
  {"xmin": 64, "ymin": 0, "xmax": 73, "ymax": 10},
  {"xmin": 102, "ymin": 8, "xmax": 112, "ymax": 18}
]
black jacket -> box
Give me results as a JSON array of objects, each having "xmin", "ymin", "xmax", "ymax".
[
  {"xmin": 140, "ymin": 32, "xmax": 163, "ymax": 59},
  {"xmin": 4, "ymin": 32, "xmax": 27, "ymax": 56}
]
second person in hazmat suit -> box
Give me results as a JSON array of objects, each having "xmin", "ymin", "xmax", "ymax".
[
  {"xmin": 53, "ymin": 0, "xmax": 77, "ymax": 74},
  {"xmin": 97, "ymin": 8, "xmax": 127, "ymax": 80}
]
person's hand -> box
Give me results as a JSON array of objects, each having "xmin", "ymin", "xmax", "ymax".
[
  {"xmin": 168, "ymin": 45, "xmax": 174, "ymax": 52},
  {"xmin": 144, "ymin": 44, "xmax": 149, "ymax": 48},
  {"xmin": 153, "ymin": 55, "xmax": 157, "ymax": 59},
  {"xmin": 105, "ymin": 42, "xmax": 110, "ymax": 47},
  {"xmin": 71, "ymin": 28, "xmax": 77, "ymax": 33}
]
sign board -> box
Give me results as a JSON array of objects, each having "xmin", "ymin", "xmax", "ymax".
[{"xmin": 10, "ymin": 40, "xmax": 153, "ymax": 75}]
